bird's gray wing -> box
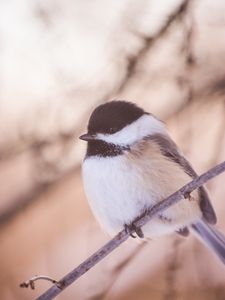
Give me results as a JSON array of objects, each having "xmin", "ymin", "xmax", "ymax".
[{"xmin": 147, "ymin": 133, "xmax": 217, "ymax": 225}]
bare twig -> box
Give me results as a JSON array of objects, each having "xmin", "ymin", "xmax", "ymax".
[
  {"xmin": 19, "ymin": 160, "xmax": 225, "ymax": 300},
  {"xmin": 20, "ymin": 276, "xmax": 61, "ymax": 290}
]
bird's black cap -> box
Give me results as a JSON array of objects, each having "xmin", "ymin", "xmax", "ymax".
[{"xmin": 87, "ymin": 100, "xmax": 147, "ymax": 135}]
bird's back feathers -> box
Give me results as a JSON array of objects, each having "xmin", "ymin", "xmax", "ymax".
[{"xmin": 146, "ymin": 133, "xmax": 217, "ymax": 225}]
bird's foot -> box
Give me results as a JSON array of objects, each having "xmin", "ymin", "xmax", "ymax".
[
  {"xmin": 184, "ymin": 192, "xmax": 195, "ymax": 201},
  {"xmin": 124, "ymin": 223, "xmax": 144, "ymax": 238},
  {"xmin": 176, "ymin": 227, "xmax": 189, "ymax": 237}
]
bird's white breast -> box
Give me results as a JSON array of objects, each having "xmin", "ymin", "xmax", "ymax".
[{"xmin": 82, "ymin": 155, "xmax": 155, "ymax": 235}]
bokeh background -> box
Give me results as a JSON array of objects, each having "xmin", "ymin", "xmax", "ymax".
[{"xmin": 1, "ymin": 0, "xmax": 225, "ymax": 299}]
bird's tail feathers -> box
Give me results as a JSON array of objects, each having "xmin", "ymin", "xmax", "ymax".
[{"xmin": 191, "ymin": 220, "xmax": 225, "ymax": 265}]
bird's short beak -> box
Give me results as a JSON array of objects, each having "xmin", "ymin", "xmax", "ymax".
[{"xmin": 79, "ymin": 133, "xmax": 96, "ymax": 141}]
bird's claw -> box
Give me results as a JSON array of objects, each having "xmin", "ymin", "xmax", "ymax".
[
  {"xmin": 184, "ymin": 192, "xmax": 194, "ymax": 201},
  {"xmin": 124, "ymin": 223, "xmax": 144, "ymax": 238}
]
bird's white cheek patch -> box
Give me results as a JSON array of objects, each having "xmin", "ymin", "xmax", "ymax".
[{"xmin": 97, "ymin": 114, "xmax": 167, "ymax": 146}]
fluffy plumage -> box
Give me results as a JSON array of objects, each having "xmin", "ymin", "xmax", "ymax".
[
  {"xmin": 80, "ymin": 100, "xmax": 225, "ymax": 265},
  {"xmin": 83, "ymin": 137, "xmax": 202, "ymax": 236}
]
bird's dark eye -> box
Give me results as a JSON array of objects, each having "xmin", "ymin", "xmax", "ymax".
[{"xmin": 109, "ymin": 127, "xmax": 117, "ymax": 134}]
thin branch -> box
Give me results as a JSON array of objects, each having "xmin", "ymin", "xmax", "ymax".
[{"xmin": 21, "ymin": 160, "xmax": 225, "ymax": 300}]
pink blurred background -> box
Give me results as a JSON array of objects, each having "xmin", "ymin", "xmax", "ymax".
[{"xmin": 0, "ymin": 1, "xmax": 225, "ymax": 299}]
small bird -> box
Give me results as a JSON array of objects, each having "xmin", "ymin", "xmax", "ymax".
[{"xmin": 80, "ymin": 100, "xmax": 225, "ymax": 265}]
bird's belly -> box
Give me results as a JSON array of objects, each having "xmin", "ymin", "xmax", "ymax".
[
  {"xmin": 82, "ymin": 156, "xmax": 152, "ymax": 234},
  {"xmin": 82, "ymin": 155, "xmax": 202, "ymax": 237}
]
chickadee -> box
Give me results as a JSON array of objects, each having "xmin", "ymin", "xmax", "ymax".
[{"xmin": 80, "ymin": 100, "xmax": 225, "ymax": 265}]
